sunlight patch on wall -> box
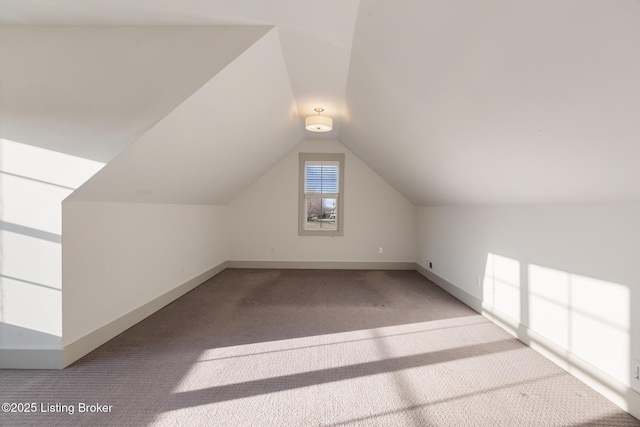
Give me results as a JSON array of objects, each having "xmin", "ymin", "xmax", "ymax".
[
  {"xmin": 0, "ymin": 139, "xmax": 104, "ymax": 345},
  {"xmin": 528, "ymin": 265, "xmax": 570, "ymax": 348},
  {"xmin": 1, "ymin": 231, "xmax": 62, "ymax": 337},
  {"xmin": 529, "ymin": 264, "xmax": 630, "ymax": 384}
]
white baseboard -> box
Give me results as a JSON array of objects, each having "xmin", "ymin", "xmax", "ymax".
[
  {"xmin": 0, "ymin": 348, "xmax": 62, "ymax": 369},
  {"xmin": 482, "ymin": 303, "xmax": 640, "ymax": 419},
  {"xmin": 60, "ymin": 261, "xmax": 228, "ymax": 368},
  {"xmin": 415, "ymin": 264, "xmax": 640, "ymax": 421},
  {"xmin": 414, "ymin": 264, "xmax": 482, "ymax": 312},
  {"xmin": 226, "ymin": 260, "xmax": 416, "ymax": 270},
  {"xmin": 1, "ymin": 261, "xmax": 409, "ymax": 370},
  {"xmin": 4, "ymin": 260, "xmax": 639, "ymax": 422},
  {"xmin": 1, "ymin": 262, "xmax": 227, "ymax": 370}
]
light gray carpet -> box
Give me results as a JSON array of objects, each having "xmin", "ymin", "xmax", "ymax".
[{"xmin": 1, "ymin": 269, "xmax": 639, "ymax": 426}]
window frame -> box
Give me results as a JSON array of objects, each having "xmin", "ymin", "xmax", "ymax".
[{"xmin": 298, "ymin": 153, "xmax": 345, "ymax": 237}]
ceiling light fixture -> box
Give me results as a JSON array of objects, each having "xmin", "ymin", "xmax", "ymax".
[{"xmin": 305, "ymin": 108, "xmax": 333, "ymax": 132}]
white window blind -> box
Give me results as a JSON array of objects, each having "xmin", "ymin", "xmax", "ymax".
[{"xmin": 304, "ymin": 161, "xmax": 339, "ymax": 195}]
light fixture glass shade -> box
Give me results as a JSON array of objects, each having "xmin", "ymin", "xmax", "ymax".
[{"xmin": 305, "ymin": 115, "xmax": 333, "ymax": 132}]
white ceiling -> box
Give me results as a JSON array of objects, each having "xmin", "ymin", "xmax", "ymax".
[
  {"xmin": 3, "ymin": 0, "xmax": 640, "ymax": 206},
  {"xmin": 341, "ymin": 0, "xmax": 640, "ymax": 205},
  {"xmin": 0, "ymin": 25, "xmax": 272, "ymax": 161},
  {"xmin": 0, "ymin": 0, "xmax": 359, "ymax": 141}
]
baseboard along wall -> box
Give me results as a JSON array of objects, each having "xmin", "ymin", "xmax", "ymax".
[
  {"xmin": 2, "ymin": 261, "xmax": 409, "ymax": 370},
  {"xmin": 61, "ymin": 261, "xmax": 229, "ymax": 368},
  {"xmin": 414, "ymin": 264, "xmax": 640, "ymax": 421},
  {"xmin": 0, "ymin": 262, "xmax": 228, "ymax": 370},
  {"xmin": 226, "ymin": 260, "xmax": 416, "ymax": 270},
  {"xmin": 3, "ymin": 259, "xmax": 639, "ymax": 422}
]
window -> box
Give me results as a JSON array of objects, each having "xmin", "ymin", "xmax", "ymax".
[{"xmin": 299, "ymin": 153, "xmax": 344, "ymax": 236}]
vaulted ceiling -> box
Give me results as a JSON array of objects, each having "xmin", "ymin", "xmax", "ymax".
[{"xmin": 2, "ymin": 0, "xmax": 639, "ymax": 206}]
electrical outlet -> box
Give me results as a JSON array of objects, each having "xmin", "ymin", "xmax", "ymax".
[
  {"xmin": 271, "ymin": 246, "xmax": 276, "ymax": 254},
  {"xmin": 379, "ymin": 247, "xmax": 383, "ymax": 254},
  {"xmin": 632, "ymin": 359, "xmax": 640, "ymax": 392},
  {"xmin": 426, "ymin": 260, "xmax": 432, "ymax": 269}
]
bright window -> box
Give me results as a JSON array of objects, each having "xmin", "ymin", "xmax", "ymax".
[{"xmin": 298, "ymin": 153, "xmax": 344, "ymax": 236}]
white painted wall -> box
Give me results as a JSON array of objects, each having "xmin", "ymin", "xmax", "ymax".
[
  {"xmin": 0, "ymin": 139, "xmax": 103, "ymax": 352},
  {"xmin": 416, "ymin": 203, "xmax": 640, "ymax": 416},
  {"xmin": 62, "ymin": 202, "xmax": 227, "ymax": 346},
  {"xmin": 228, "ymin": 140, "xmax": 416, "ymax": 263}
]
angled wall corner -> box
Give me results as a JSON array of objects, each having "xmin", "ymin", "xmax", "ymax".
[
  {"xmin": 67, "ymin": 26, "xmax": 304, "ymax": 206},
  {"xmin": 1, "ymin": 24, "xmax": 281, "ymax": 367},
  {"xmin": 58, "ymin": 26, "xmax": 305, "ymax": 365}
]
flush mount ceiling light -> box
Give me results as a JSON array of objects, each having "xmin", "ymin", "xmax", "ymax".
[{"xmin": 305, "ymin": 108, "xmax": 333, "ymax": 132}]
